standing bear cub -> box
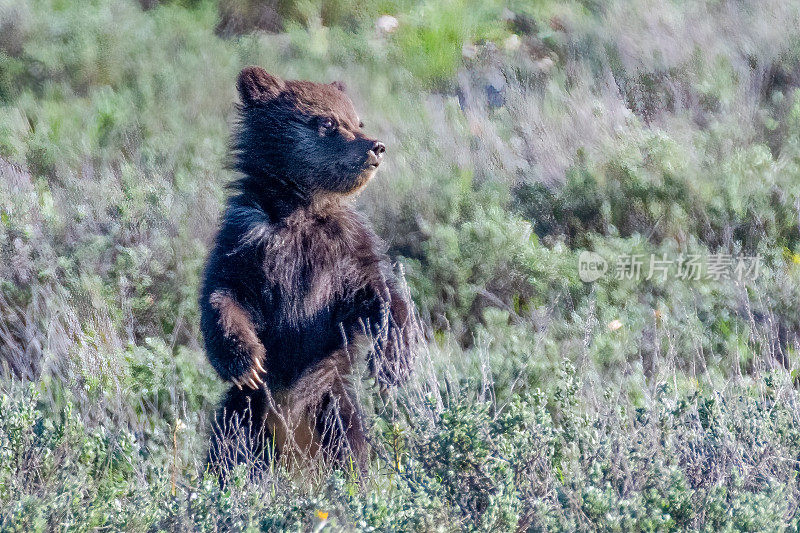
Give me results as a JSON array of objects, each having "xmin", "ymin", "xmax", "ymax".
[{"xmin": 201, "ymin": 66, "xmax": 414, "ymax": 475}]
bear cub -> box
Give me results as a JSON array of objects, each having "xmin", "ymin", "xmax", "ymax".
[{"xmin": 201, "ymin": 66, "xmax": 414, "ymax": 474}]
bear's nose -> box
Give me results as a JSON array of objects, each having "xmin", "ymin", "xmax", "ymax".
[{"xmin": 366, "ymin": 141, "xmax": 385, "ymax": 166}]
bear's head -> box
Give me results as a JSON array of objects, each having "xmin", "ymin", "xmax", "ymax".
[{"xmin": 233, "ymin": 66, "xmax": 385, "ymax": 198}]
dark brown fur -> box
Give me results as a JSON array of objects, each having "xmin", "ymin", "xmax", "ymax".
[{"xmin": 202, "ymin": 67, "xmax": 414, "ymax": 477}]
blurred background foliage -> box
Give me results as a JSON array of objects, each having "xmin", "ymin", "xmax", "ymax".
[{"xmin": 3, "ymin": 0, "xmax": 800, "ymax": 530}]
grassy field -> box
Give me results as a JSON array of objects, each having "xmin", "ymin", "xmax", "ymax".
[{"xmin": 2, "ymin": 0, "xmax": 800, "ymax": 530}]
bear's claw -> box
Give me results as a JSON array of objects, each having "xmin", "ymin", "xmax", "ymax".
[{"xmin": 233, "ymin": 362, "xmax": 267, "ymax": 390}]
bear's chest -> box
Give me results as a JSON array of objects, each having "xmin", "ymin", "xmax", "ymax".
[{"xmin": 261, "ymin": 209, "xmax": 371, "ymax": 324}]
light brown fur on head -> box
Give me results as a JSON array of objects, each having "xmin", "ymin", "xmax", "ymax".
[
  {"xmin": 237, "ymin": 66, "xmax": 362, "ymax": 134},
  {"xmin": 237, "ymin": 66, "xmax": 285, "ymax": 103},
  {"xmin": 233, "ymin": 66, "xmax": 383, "ymax": 196},
  {"xmin": 283, "ymin": 80, "xmax": 362, "ymax": 133}
]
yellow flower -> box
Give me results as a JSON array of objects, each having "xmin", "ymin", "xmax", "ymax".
[{"xmin": 316, "ymin": 511, "xmax": 329, "ymax": 521}]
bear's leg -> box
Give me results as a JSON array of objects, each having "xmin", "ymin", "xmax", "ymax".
[
  {"xmin": 263, "ymin": 388, "xmax": 322, "ymax": 469},
  {"xmin": 285, "ymin": 347, "xmax": 369, "ymax": 476},
  {"xmin": 316, "ymin": 382, "xmax": 368, "ymax": 477},
  {"xmin": 207, "ymin": 385, "xmax": 272, "ymax": 480}
]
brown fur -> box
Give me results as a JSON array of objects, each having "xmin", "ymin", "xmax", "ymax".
[
  {"xmin": 263, "ymin": 340, "xmax": 370, "ymax": 468},
  {"xmin": 260, "ymin": 198, "xmax": 390, "ymax": 325},
  {"xmin": 209, "ymin": 290, "xmax": 266, "ymax": 368},
  {"xmin": 203, "ymin": 67, "xmax": 414, "ymax": 478}
]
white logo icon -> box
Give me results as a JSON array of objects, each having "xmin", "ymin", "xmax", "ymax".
[{"xmin": 578, "ymin": 251, "xmax": 607, "ymax": 282}]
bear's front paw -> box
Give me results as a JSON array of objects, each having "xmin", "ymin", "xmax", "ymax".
[{"xmin": 232, "ymin": 356, "xmax": 267, "ymax": 390}]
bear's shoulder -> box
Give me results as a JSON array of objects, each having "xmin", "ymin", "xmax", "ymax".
[{"xmin": 215, "ymin": 196, "xmax": 274, "ymax": 252}]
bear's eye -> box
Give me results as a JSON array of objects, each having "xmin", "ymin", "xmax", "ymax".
[
  {"xmin": 318, "ymin": 118, "xmax": 336, "ymax": 135},
  {"xmin": 358, "ymin": 121, "xmax": 364, "ymax": 129}
]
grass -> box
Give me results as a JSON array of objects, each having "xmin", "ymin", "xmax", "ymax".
[{"xmin": 2, "ymin": 0, "xmax": 800, "ymax": 530}]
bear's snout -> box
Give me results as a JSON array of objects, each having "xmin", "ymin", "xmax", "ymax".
[{"xmin": 366, "ymin": 141, "xmax": 385, "ymax": 167}]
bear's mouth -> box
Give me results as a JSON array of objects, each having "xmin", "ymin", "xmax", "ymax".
[
  {"xmin": 364, "ymin": 151, "xmax": 381, "ymax": 168},
  {"xmin": 358, "ymin": 165, "xmax": 378, "ymax": 180}
]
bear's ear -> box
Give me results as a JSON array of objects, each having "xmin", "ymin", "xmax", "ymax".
[
  {"xmin": 329, "ymin": 80, "xmax": 347, "ymax": 92},
  {"xmin": 237, "ymin": 66, "xmax": 285, "ymax": 104}
]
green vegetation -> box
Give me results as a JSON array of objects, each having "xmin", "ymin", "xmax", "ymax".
[{"xmin": 2, "ymin": 0, "xmax": 800, "ymax": 529}]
